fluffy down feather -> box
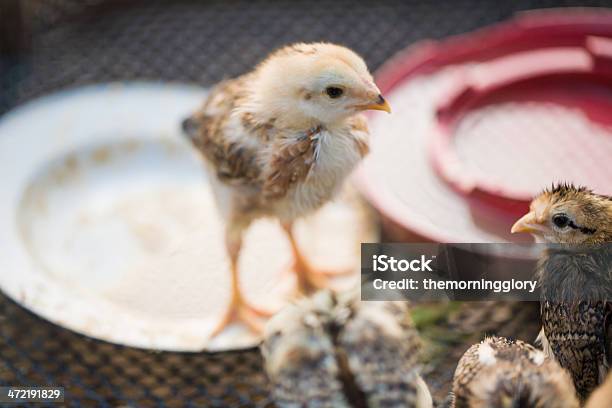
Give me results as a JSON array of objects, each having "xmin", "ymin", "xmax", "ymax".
[
  {"xmin": 452, "ymin": 336, "xmax": 579, "ymax": 408},
  {"xmin": 261, "ymin": 290, "xmax": 432, "ymax": 408}
]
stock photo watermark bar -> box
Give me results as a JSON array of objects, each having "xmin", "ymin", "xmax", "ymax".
[{"xmin": 361, "ymin": 243, "xmax": 612, "ymax": 302}]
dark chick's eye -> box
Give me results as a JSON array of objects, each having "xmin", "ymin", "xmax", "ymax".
[
  {"xmin": 325, "ymin": 87, "xmax": 344, "ymax": 99},
  {"xmin": 552, "ymin": 214, "xmax": 570, "ymax": 228}
]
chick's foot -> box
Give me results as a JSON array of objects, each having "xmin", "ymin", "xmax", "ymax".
[{"xmin": 209, "ymin": 292, "xmax": 272, "ymax": 339}]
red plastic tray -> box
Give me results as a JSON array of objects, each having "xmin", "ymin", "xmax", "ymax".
[{"xmin": 357, "ymin": 9, "xmax": 612, "ymax": 242}]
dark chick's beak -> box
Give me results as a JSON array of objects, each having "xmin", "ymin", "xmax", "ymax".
[
  {"xmin": 181, "ymin": 116, "xmax": 199, "ymax": 142},
  {"xmin": 363, "ymin": 94, "xmax": 391, "ymax": 113}
]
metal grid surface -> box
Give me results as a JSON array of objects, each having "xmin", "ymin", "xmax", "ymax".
[
  {"xmin": 0, "ymin": 296, "xmax": 273, "ymax": 407},
  {"xmin": 0, "ymin": 1, "xmax": 610, "ymax": 407}
]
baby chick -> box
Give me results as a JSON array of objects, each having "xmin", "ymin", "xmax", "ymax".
[
  {"xmin": 452, "ymin": 336, "xmax": 579, "ymax": 408},
  {"xmin": 511, "ymin": 183, "xmax": 612, "ymax": 401},
  {"xmin": 261, "ymin": 290, "xmax": 432, "ymax": 408},
  {"xmin": 183, "ymin": 43, "xmax": 390, "ymax": 336}
]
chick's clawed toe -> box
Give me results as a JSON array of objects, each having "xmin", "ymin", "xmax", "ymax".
[
  {"xmin": 209, "ymin": 291, "xmax": 273, "ymax": 339},
  {"xmin": 282, "ymin": 222, "xmax": 353, "ymax": 295},
  {"xmin": 291, "ymin": 258, "xmax": 332, "ymax": 295},
  {"xmin": 291, "ymin": 257, "xmax": 352, "ymax": 295}
]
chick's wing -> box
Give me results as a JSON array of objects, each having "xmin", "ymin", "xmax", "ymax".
[{"xmin": 185, "ymin": 77, "xmax": 263, "ymax": 186}]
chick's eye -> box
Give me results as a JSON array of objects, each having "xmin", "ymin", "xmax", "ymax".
[
  {"xmin": 325, "ymin": 87, "xmax": 344, "ymax": 99},
  {"xmin": 552, "ymin": 214, "xmax": 570, "ymax": 228}
]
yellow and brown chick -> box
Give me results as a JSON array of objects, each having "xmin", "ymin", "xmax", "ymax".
[
  {"xmin": 511, "ymin": 183, "xmax": 612, "ymax": 401},
  {"xmin": 261, "ymin": 290, "xmax": 432, "ymax": 408},
  {"xmin": 452, "ymin": 336, "xmax": 579, "ymax": 408},
  {"xmin": 182, "ymin": 43, "xmax": 390, "ymax": 336}
]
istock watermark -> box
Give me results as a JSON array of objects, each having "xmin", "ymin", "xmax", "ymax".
[
  {"xmin": 360, "ymin": 243, "xmax": 612, "ymax": 302},
  {"xmin": 371, "ymin": 254, "xmax": 434, "ymax": 272}
]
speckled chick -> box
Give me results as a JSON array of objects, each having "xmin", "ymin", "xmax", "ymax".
[
  {"xmin": 261, "ymin": 290, "xmax": 432, "ymax": 408},
  {"xmin": 511, "ymin": 183, "xmax": 612, "ymax": 401},
  {"xmin": 183, "ymin": 42, "xmax": 390, "ymax": 337},
  {"xmin": 452, "ymin": 336, "xmax": 579, "ymax": 408}
]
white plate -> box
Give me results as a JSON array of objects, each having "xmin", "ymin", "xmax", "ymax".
[{"xmin": 0, "ymin": 82, "xmax": 374, "ymax": 352}]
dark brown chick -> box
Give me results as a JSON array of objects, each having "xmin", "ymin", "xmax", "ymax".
[
  {"xmin": 511, "ymin": 183, "xmax": 612, "ymax": 401},
  {"xmin": 452, "ymin": 336, "xmax": 579, "ymax": 408}
]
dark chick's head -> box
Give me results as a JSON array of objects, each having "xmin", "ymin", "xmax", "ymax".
[
  {"xmin": 461, "ymin": 337, "xmax": 579, "ymax": 408},
  {"xmin": 471, "ymin": 359, "xmax": 579, "ymax": 408},
  {"xmin": 511, "ymin": 183, "xmax": 612, "ymax": 244}
]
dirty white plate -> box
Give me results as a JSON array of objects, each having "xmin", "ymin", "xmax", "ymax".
[{"xmin": 0, "ymin": 82, "xmax": 374, "ymax": 352}]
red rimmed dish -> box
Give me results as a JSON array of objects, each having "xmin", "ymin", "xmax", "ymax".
[{"xmin": 356, "ymin": 9, "xmax": 612, "ymax": 243}]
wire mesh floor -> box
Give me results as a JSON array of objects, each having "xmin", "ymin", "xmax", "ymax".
[
  {"xmin": 0, "ymin": 0, "xmax": 610, "ymax": 406},
  {"xmin": 0, "ymin": 296, "xmax": 273, "ymax": 407}
]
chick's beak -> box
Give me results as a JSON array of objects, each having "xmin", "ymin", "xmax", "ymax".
[
  {"xmin": 511, "ymin": 212, "xmax": 542, "ymax": 234},
  {"xmin": 361, "ymin": 94, "xmax": 391, "ymax": 113}
]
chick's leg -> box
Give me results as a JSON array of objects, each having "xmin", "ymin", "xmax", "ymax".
[
  {"xmin": 209, "ymin": 222, "xmax": 271, "ymax": 338},
  {"xmin": 282, "ymin": 222, "xmax": 351, "ymax": 295}
]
